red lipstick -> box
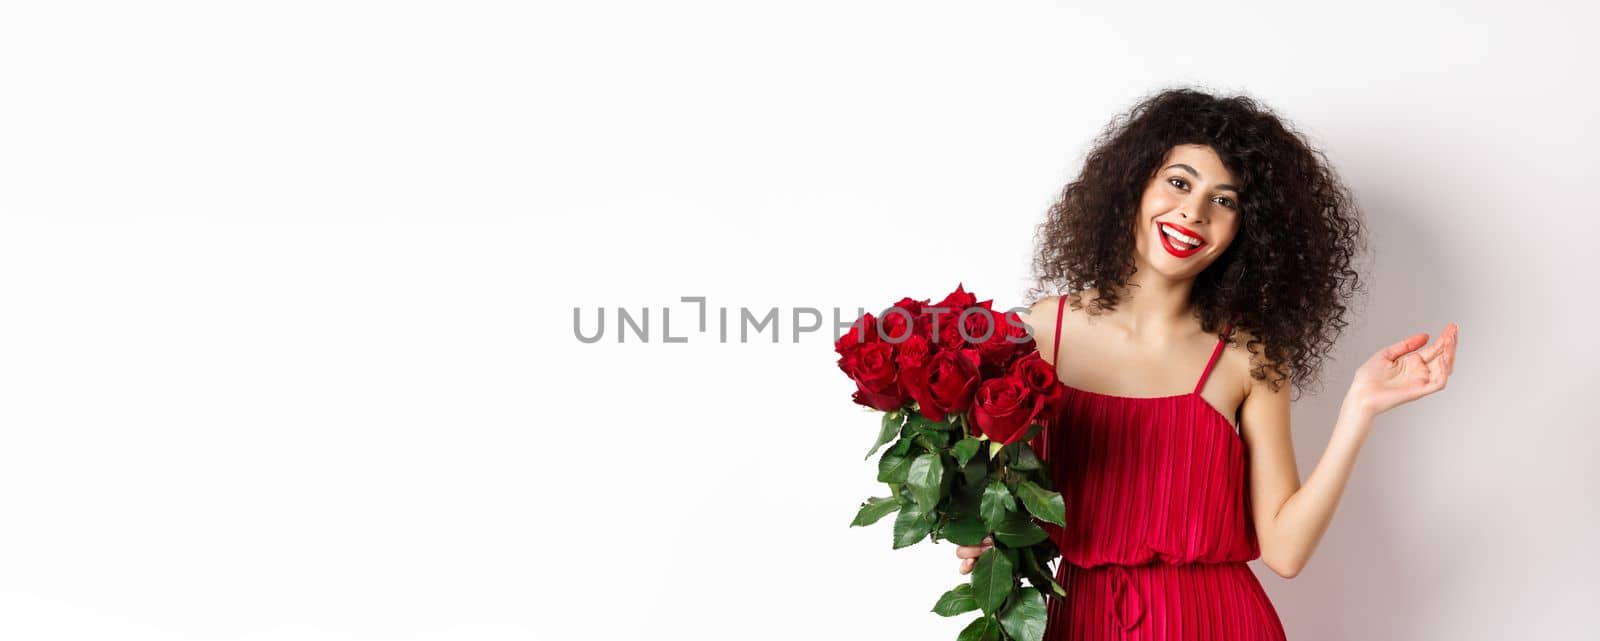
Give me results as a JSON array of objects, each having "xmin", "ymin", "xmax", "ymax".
[{"xmin": 1157, "ymin": 221, "xmax": 1206, "ymax": 258}]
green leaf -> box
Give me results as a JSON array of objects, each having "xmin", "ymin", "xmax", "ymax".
[
  {"xmin": 994, "ymin": 513, "xmax": 1049, "ymax": 547},
  {"xmin": 867, "ymin": 412, "xmax": 904, "ymax": 460},
  {"xmin": 1016, "ymin": 547, "xmax": 1061, "ymax": 599},
  {"xmin": 1004, "ymin": 441, "xmax": 1042, "ymax": 471},
  {"xmin": 941, "ymin": 516, "xmax": 988, "ymax": 546},
  {"xmin": 1015, "ymin": 480, "xmax": 1066, "ymax": 526},
  {"xmin": 997, "ymin": 545, "xmax": 1021, "ymax": 570},
  {"xmin": 952, "ymin": 437, "xmax": 982, "ymax": 466},
  {"xmin": 849, "ymin": 496, "xmax": 899, "ymax": 528},
  {"xmin": 961, "ymin": 445, "xmax": 989, "ymax": 486},
  {"xmin": 980, "ymin": 479, "xmax": 1016, "ymax": 530},
  {"xmin": 1049, "ymin": 577, "xmax": 1066, "ymax": 597},
  {"xmin": 998, "ymin": 587, "xmax": 1048, "ymax": 641},
  {"xmin": 956, "ymin": 614, "xmax": 1001, "ymax": 641},
  {"xmin": 932, "ymin": 583, "xmax": 979, "ymax": 617},
  {"xmin": 909, "ymin": 412, "xmax": 958, "ymax": 431},
  {"xmin": 950, "ymin": 472, "xmax": 984, "ymax": 516},
  {"xmin": 970, "ymin": 546, "xmax": 1014, "ymax": 615},
  {"xmin": 906, "ymin": 453, "xmax": 944, "ymax": 512},
  {"xmin": 877, "ymin": 449, "xmax": 913, "ymax": 484},
  {"xmin": 938, "ymin": 453, "xmax": 956, "ymax": 500},
  {"xmin": 914, "ymin": 425, "xmax": 952, "ymax": 451},
  {"xmin": 892, "ymin": 503, "xmax": 935, "ymax": 549}
]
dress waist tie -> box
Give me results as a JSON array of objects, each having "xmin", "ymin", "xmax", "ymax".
[{"xmin": 1108, "ymin": 565, "xmax": 1145, "ymax": 631}]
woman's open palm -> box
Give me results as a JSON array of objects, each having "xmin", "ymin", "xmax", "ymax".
[{"xmin": 1349, "ymin": 322, "xmax": 1458, "ymax": 416}]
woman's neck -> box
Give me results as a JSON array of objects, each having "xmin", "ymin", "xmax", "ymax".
[{"xmin": 1099, "ymin": 271, "xmax": 1198, "ymax": 343}]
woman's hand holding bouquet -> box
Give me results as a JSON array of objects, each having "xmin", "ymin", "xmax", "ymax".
[{"xmin": 839, "ymin": 284, "xmax": 1070, "ymax": 641}]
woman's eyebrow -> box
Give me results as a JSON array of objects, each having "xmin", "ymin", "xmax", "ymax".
[{"xmin": 1166, "ymin": 163, "xmax": 1239, "ymax": 192}]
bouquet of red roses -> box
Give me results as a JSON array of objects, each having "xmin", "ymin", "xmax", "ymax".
[{"xmin": 840, "ymin": 284, "xmax": 1068, "ymax": 641}]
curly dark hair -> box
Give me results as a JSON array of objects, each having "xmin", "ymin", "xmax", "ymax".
[{"xmin": 1026, "ymin": 86, "xmax": 1367, "ymax": 400}]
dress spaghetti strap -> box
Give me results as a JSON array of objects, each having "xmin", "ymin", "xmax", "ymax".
[
  {"xmin": 1051, "ymin": 295, "xmax": 1068, "ymax": 366},
  {"xmin": 1193, "ymin": 322, "xmax": 1234, "ymax": 395}
]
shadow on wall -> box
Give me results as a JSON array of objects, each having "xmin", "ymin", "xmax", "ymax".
[{"xmin": 1252, "ymin": 158, "xmax": 1465, "ymax": 641}]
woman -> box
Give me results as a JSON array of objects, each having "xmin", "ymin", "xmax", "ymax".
[{"xmin": 953, "ymin": 88, "xmax": 1459, "ymax": 639}]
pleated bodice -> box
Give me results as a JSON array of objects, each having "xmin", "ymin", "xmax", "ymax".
[
  {"xmin": 1027, "ymin": 295, "xmax": 1286, "ymax": 640},
  {"xmin": 1033, "ymin": 385, "xmax": 1260, "ymax": 567}
]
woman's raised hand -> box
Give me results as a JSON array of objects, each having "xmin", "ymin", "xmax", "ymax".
[
  {"xmin": 955, "ymin": 536, "xmax": 994, "ymax": 574},
  {"xmin": 1348, "ymin": 322, "xmax": 1459, "ymax": 417}
]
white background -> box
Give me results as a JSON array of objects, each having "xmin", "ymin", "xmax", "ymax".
[{"xmin": 2, "ymin": 1, "xmax": 1596, "ymax": 639}]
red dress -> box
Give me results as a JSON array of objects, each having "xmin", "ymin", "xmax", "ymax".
[{"xmin": 1030, "ymin": 295, "xmax": 1288, "ymax": 640}]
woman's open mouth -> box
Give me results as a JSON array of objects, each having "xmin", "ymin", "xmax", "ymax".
[{"xmin": 1157, "ymin": 221, "xmax": 1206, "ymax": 258}]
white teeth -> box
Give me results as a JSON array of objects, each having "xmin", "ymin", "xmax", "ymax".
[{"xmin": 1161, "ymin": 224, "xmax": 1202, "ymax": 247}]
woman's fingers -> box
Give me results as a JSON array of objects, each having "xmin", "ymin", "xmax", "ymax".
[
  {"xmin": 1432, "ymin": 328, "xmax": 1457, "ymax": 389},
  {"xmin": 956, "ymin": 537, "xmax": 996, "ymax": 573},
  {"xmin": 1378, "ymin": 332, "xmax": 1429, "ymax": 362},
  {"xmin": 958, "ymin": 551, "xmax": 988, "ymax": 573},
  {"xmin": 1419, "ymin": 323, "xmax": 1457, "ymax": 363}
]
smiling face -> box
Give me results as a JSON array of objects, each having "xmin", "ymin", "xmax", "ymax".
[{"xmin": 1131, "ymin": 144, "xmax": 1242, "ymax": 280}]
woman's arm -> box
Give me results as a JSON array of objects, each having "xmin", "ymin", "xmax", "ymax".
[
  {"xmin": 1240, "ymin": 377, "xmax": 1372, "ymax": 579},
  {"xmin": 1241, "ymin": 323, "xmax": 1459, "ymax": 579}
]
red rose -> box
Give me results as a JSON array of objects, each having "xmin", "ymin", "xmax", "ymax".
[
  {"xmin": 1009, "ymin": 351, "xmax": 1064, "ymax": 426},
  {"xmin": 997, "ymin": 310, "xmax": 1035, "ymax": 354},
  {"xmin": 835, "ymin": 312, "xmax": 881, "ymax": 364},
  {"xmin": 959, "ymin": 303, "xmax": 996, "ymax": 340},
  {"xmin": 965, "ymin": 307, "xmax": 1027, "ymax": 375},
  {"xmin": 879, "ymin": 305, "xmax": 917, "ymax": 344},
  {"xmin": 928, "ymin": 322, "xmax": 958, "ymax": 352},
  {"xmin": 904, "ymin": 348, "xmax": 981, "ymax": 423},
  {"xmin": 971, "ymin": 375, "xmax": 1044, "ymax": 445},
  {"xmin": 933, "ymin": 283, "xmax": 978, "ymax": 315},
  {"xmin": 891, "ymin": 297, "xmax": 926, "ymax": 316},
  {"xmin": 842, "ymin": 340, "xmax": 908, "ymax": 412},
  {"xmin": 894, "ymin": 334, "xmax": 933, "ymax": 373},
  {"xmin": 926, "ymin": 285, "xmax": 980, "ymax": 342},
  {"xmin": 1011, "ymin": 351, "xmax": 1059, "ymax": 394},
  {"xmin": 890, "ymin": 297, "xmax": 933, "ymax": 338}
]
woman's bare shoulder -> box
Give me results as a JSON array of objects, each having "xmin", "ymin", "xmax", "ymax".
[
  {"xmin": 1021, "ymin": 291, "xmax": 1099, "ymax": 364},
  {"xmin": 1020, "ymin": 296, "xmax": 1060, "ymax": 344}
]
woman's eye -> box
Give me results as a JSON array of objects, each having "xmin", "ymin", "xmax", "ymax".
[{"xmin": 1170, "ymin": 177, "xmax": 1237, "ymax": 209}]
